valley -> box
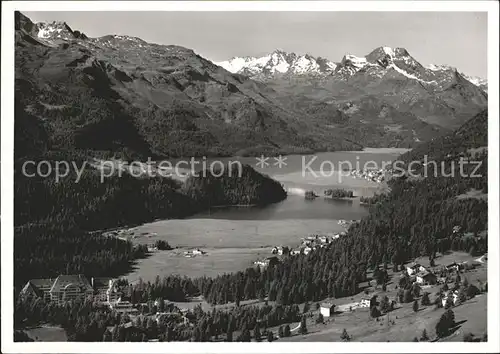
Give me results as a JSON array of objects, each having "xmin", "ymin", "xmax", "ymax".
[{"xmin": 11, "ymin": 10, "xmax": 489, "ymax": 346}]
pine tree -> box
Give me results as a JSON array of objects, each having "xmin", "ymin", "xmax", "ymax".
[
  {"xmin": 284, "ymin": 324, "xmax": 291, "ymax": 337},
  {"xmin": 298, "ymin": 316, "xmax": 308, "ymax": 335},
  {"xmin": 278, "ymin": 325, "xmax": 284, "ymax": 338},
  {"xmin": 379, "ymin": 295, "xmax": 390, "ymax": 313},
  {"xmin": 403, "ymin": 289, "xmax": 413, "ymax": 303},
  {"xmin": 463, "ymin": 332, "xmax": 474, "ymax": 342},
  {"xmin": 254, "ymin": 322, "xmax": 261, "ymax": 341},
  {"xmin": 241, "ymin": 328, "xmax": 251, "ymax": 342},
  {"xmin": 102, "ymin": 329, "xmax": 112, "ymax": 342},
  {"xmin": 267, "ymin": 331, "xmax": 274, "ymax": 342},
  {"xmin": 316, "ymin": 312, "xmax": 324, "ymax": 324},
  {"xmin": 340, "ymin": 328, "xmax": 351, "ymax": 342},
  {"xmin": 436, "ymin": 309, "xmax": 455, "ymax": 338},
  {"xmin": 370, "ymin": 306, "xmax": 381, "ymax": 318},
  {"xmin": 412, "ymin": 300, "xmax": 419, "ymax": 312},
  {"xmin": 420, "ymin": 329, "xmax": 429, "ymax": 341},
  {"xmin": 421, "ymin": 292, "xmax": 431, "ymax": 306}
]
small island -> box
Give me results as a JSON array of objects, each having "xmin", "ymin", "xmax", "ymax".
[
  {"xmin": 323, "ymin": 188, "xmax": 355, "ymax": 200},
  {"xmin": 304, "ymin": 190, "xmax": 319, "ymax": 200},
  {"xmin": 359, "ymin": 194, "xmax": 385, "ymax": 206}
]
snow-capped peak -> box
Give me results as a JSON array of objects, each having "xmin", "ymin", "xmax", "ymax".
[
  {"xmin": 427, "ymin": 63, "xmax": 456, "ymax": 71},
  {"xmin": 382, "ymin": 46, "xmax": 395, "ymax": 57},
  {"xmin": 215, "ymin": 46, "xmax": 487, "ymax": 92},
  {"xmin": 35, "ymin": 20, "xmax": 87, "ymax": 41},
  {"xmin": 37, "ymin": 22, "xmax": 66, "ymax": 38},
  {"xmin": 342, "ymin": 54, "xmax": 367, "ymax": 68},
  {"xmin": 215, "ymin": 50, "xmax": 336, "ymax": 77},
  {"xmin": 427, "ymin": 64, "xmax": 487, "ymax": 92}
]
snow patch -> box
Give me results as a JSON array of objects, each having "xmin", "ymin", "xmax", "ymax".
[
  {"xmin": 389, "ymin": 64, "xmax": 438, "ymax": 85},
  {"xmin": 216, "ymin": 51, "xmax": 335, "ymax": 76},
  {"xmin": 426, "ymin": 64, "xmax": 455, "ymax": 71},
  {"xmin": 38, "ymin": 26, "xmax": 55, "ymax": 39},
  {"xmin": 345, "ymin": 54, "xmax": 367, "ymax": 68},
  {"xmin": 382, "ymin": 46, "xmax": 395, "ymax": 57}
]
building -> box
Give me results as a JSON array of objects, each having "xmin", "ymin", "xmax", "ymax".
[
  {"xmin": 48, "ymin": 275, "xmax": 94, "ymax": 305},
  {"xmin": 20, "ymin": 278, "xmax": 54, "ymax": 302},
  {"xmin": 359, "ymin": 298, "xmax": 371, "ymax": 308},
  {"xmin": 254, "ymin": 256, "xmax": 280, "ymax": 268},
  {"xmin": 320, "ymin": 303, "xmax": 336, "ymax": 317},
  {"xmin": 446, "ymin": 262, "xmax": 461, "ymax": 272},
  {"xmin": 441, "ymin": 291, "xmax": 459, "ymax": 307},
  {"xmin": 110, "ymin": 299, "xmax": 138, "ymax": 314},
  {"xmin": 106, "ymin": 279, "xmax": 121, "ymax": 303},
  {"xmin": 91, "ymin": 277, "xmax": 116, "ymax": 303},
  {"xmin": 272, "ymin": 246, "xmax": 289, "ymax": 256},
  {"xmin": 20, "ymin": 275, "xmax": 108, "ymax": 305},
  {"xmin": 406, "ymin": 263, "xmax": 426, "ymax": 276},
  {"xmin": 416, "ymin": 271, "xmax": 437, "ymax": 285}
]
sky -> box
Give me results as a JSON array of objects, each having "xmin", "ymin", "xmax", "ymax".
[{"xmin": 24, "ymin": 11, "xmax": 488, "ymax": 78}]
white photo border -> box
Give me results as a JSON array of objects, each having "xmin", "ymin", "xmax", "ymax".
[{"xmin": 2, "ymin": 1, "xmax": 499, "ymax": 353}]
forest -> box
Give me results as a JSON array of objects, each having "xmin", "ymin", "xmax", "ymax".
[
  {"xmin": 14, "ymin": 110, "xmax": 488, "ymax": 340},
  {"xmin": 324, "ymin": 188, "xmax": 355, "ymax": 199},
  {"xmin": 14, "ymin": 161, "xmax": 286, "ymax": 285}
]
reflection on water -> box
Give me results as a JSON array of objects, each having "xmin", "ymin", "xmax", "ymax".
[
  {"xmin": 190, "ymin": 195, "xmax": 369, "ymax": 221},
  {"xmin": 188, "ymin": 149, "xmax": 403, "ymax": 222}
]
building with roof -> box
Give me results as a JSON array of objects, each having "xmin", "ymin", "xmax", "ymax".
[
  {"xmin": 91, "ymin": 277, "xmax": 113, "ymax": 302},
  {"xmin": 406, "ymin": 263, "xmax": 427, "ymax": 276},
  {"xmin": 320, "ymin": 302, "xmax": 336, "ymax": 317},
  {"xmin": 441, "ymin": 290, "xmax": 459, "ymax": 307},
  {"xmin": 416, "ymin": 271, "xmax": 437, "ymax": 285},
  {"xmin": 20, "ymin": 275, "xmax": 95, "ymax": 305},
  {"xmin": 20, "ymin": 278, "xmax": 54, "ymax": 302},
  {"xmin": 91, "ymin": 277, "xmax": 120, "ymax": 304},
  {"xmin": 49, "ymin": 274, "xmax": 94, "ymax": 304}
]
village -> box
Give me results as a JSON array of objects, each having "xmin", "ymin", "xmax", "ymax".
[
  {"xmin": 252, "ymin": 219, "xmax": 358, "ymax": 268},
  {"xmin": 18, "ymin": 220, "xmax": 488, "ymax": 342},
  {"xmin": 18, "ymin": 246, "xmax": 487, "ymax": 342},
  {"xmin": 349, "ymin": 168, "xmax": 385, "ymax": 183},
  {"xmin": 253, "ymin": 232, "xmax": 346, "ymax": 268}
]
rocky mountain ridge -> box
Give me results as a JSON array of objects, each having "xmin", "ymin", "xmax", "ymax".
[
  {"xmin": 217, "ymin": 46, "xmax": 488, "ymax": 93},
  {"xmin": 15, "ymin": 12, "xmax": 487, "ymax": 159}
]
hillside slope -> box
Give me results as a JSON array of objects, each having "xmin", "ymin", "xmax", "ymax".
[
  {"xmin": 16, "ymin": 12, "xmax": 484, "ymax": 159},
  {"xmin": 15, "ymin": 12, "xmax": 361, "ymax": 159},
  {"xmin": 220, "ymin": 47, "xmax": 487, "ymax": 132}
]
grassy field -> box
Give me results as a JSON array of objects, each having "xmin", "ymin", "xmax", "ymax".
[
  {"xmin": 24, "ymin": 325, "xmax": 67, "ymax": 342},
  {"xmin": 127, "ymin": 218, "xmax": 344, "ymax": 249},
  {"xmin": 279, "ymin": 294, "xmax": 487, "ymax": 342},
  {"xmin": 126, "ymin": 247, "xmax": 273, "ymax": 282},
  {"xmin": 275, "ymin": 251, "xmax": 488, "ymax": 342},
  {"xmin": 119, "ymin": 149, "xmax": 405, "ymax": 281},
  {"xmin": 123, "ymin": 218, "xmax": 344, "ymax": 282}
]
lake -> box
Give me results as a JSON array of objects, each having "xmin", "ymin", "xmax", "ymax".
[
  {"xmin": 189, "ymin": 148, "xmax": 407, "ymax": 221},
  {"xmin": 125, "ymin": 148, "xmax": 408, "ymax": 281}
]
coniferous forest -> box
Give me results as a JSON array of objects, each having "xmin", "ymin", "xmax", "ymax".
[{"xmin": 14, "ymin": 109, "xmax": 488, "ymax": 341}]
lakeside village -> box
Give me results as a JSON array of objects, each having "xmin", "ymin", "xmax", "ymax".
[
  {"xmin": 253, "ymin": 219, "xmax": 357, "ymax": 267},
  {"xmin": 348, "ymin": 168, "xmax": 386, "ymax": 183},
  {"xmin": 18, "ymin": 225, "xmax": 486, "ymax": 341}
]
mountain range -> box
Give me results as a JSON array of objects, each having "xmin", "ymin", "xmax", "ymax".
[
  {"xmin": 216, "ymin": 47, "xmax": 488, "ymax": 93},
  {"xmin": 14, "ymin": 12, "xmax": 488, "ymax": 159}
]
